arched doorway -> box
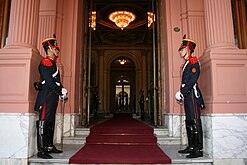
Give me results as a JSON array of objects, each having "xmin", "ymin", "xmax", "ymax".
[{"xmin": 110, "ymin": 57, "xmax": 136, "ymax": 115}]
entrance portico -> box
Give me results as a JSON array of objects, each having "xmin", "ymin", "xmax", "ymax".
[{"xmin": 0, "ymin": 0, "xmax": 247, "ymax": 164}]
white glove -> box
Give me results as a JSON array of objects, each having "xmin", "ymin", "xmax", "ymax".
[
  {"xmin": 60, "ymin": 93, "xmax": 68, "ymax": 101},
  {"xmin": 175, "ymin": 91, "xmax": 183, "ymax": 102},
  {"xmin": 62, "ymin": 88, "xmax": 67, "ymax": 95}
]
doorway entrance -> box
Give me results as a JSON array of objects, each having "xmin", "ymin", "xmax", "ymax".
[
  {"xmin": 110, "ymin": 57, "xmax": 136, "ymax": 115},
  {"xmin": 82, "ymin": 0, "xmax": 161, "ymax": 126},
  {"xmin": 115, "ymin": 84, "xmax": 130, "ymax": 113}
]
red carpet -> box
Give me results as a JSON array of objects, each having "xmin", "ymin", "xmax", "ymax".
[{"xmin": 69, "ymin": 117, "xmax": 171, "ymax": 164}]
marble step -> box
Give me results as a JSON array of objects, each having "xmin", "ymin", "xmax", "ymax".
[
  {"xmin": 63, "ymin": 135, "xmax": 87, "ymax": 145},
  {"xmin": 29, "ymin": 162, "xmax": 212, "ymax": 165},
  {"xmin": 156, "ymin": 135, "xmax": 181, "ymax": 145},
  {"xmin": 28, "ymin": 144, "xmax": 213, "ymax": 165},
  {"xmin": 63, "ymin": 135, "xmax": 180, "ymax": 145},
  {"xmin": 74, "ymin": 127, "xmax": 90, "ymax": 136},
  {"xmin": 63, "ymin": 127, "xmax": 178, "ymax": 145},
  {"xmin": 74, "ymin": 127, "xmax": 169, "ymax": 136},
  {"xmin": 154, "ymin": 127, "xmax": 169, "ymax": 136}
]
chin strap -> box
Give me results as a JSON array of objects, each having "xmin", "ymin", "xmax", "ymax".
[
  {"xmin": 185, "ymin": 47, "xmax": 192, "ymax": 60},
  {"xmin": 181, "ymin": 46, "xmax": 192, "ymax": 60}
]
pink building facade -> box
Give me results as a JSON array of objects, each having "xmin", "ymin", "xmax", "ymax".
[{"xmin": 0, "ymin": 0, "xmax": 246, "ymax": 164}]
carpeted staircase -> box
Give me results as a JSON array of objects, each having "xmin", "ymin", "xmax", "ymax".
[
  {"xmin": 69, "ymin": 117, "xmax": 171, "ymax": 164},
  {"xmin": 86, "ymin": 134, "xmax": 157, "ymax": 144},
  {"xmin": 28, "ymin": 116, "xmax": 213, "ymax": 165}
]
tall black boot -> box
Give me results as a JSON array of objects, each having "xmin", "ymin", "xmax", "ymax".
[
  {"xmin": 36, "ymin": 120, "xmax": 53, "ymax": 159},
  {"xmin": 197, "ymin": 118, "xmax": 203, "ymax": 150},
  {"xmin": 178, "ymin": 120, "xmax": 194, "ymax": 154},
  {"xmin": 47, "ymin": 122, "xmax": 63, "ymax": 153},
  {"xmin": 186, "ymin": 119, "xmax": 203, "ymax": 158}
]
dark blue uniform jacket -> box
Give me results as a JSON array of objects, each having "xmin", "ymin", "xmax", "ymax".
[
  {"xmin": 181, "ymin": 57, "xmax": 205, "ymax": 110},
  {"xmin": 34, "ymin": 58, "xmax": 62, "ymax": 112}
]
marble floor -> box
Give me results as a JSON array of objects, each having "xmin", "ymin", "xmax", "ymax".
[
  {"xmin": 159, "ymin": 145, "xmax": 212, "ymax": 164},
  {"xmin": 28, "ymin": 144, "xmax": 213, "ymax": 164}
]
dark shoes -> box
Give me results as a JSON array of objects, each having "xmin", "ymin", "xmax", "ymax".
[
  {"xmin": 47, "ymin": 146, "xmax": 63, "ymax": 153},
  {"xmin": 178, "ymin": 146, "xmax": 194, "ymax": 154},
  {"xmin": 37, "ymin": 146, "xmax": 62, "ymax": 159},
  {"xmin": 37, "ymin": 151, "xmax": 53, "ymax": 159},
  {"xmin": 178, "ymin": 146, "xmax": 203, "ymax": 158},
  {"xmin": 186, "ymin": 149, "xmax": 203, "ymax": 158}
]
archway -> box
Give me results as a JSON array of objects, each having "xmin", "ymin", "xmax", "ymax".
[{"xmin": 110, "ymin": 56, "xmax": 136, "ymax": 115}]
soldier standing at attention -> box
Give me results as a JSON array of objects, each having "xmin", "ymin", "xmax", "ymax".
[
  {"xmin": 93, "ymin": 87, "xmax": 100, "ymax": 119},
  {"xmin": 175, "ymin": 35, "xmax": 205, "ymax": 158},
  {"xmin": 34, "ymin": 35, "xmax": 68, "ymax": 159},
  {"xmin": 139, "ymin": 90, "xmax": 145, "ymax": 120}
]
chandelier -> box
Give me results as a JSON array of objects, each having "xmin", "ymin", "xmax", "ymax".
[
  {"xmin": 109, "ymin": 11, "xmax": 136, "ymax": 30},
  {"xmin": 89, "ymin": 11, "xmax": 96, "ymax": 30},
  {"xmin": 147, "ymin": 12, "xmax": 155, "ymax": 27},
  {"xmin": 118, "ymin": 59, "xmax": 127, "ymax": 65}
]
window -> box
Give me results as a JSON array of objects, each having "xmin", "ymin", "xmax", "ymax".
[
  {"xmin": 232, "ymin": 0, "xmax": 247, "ymax": 49},
  {"xmin": 0, "ymin": 0, "xmax": 11, "ymax": 48}
]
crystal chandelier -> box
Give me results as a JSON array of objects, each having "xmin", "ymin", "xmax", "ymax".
[
  {"xmin": 147, "ymin": 12, "xmax": 155, "ymax": 27},
  {"xmin": 89, "ymin": 11, "xmax": 96, "ymax": 30},
  {"xmin": 109, "ymin": 11, "xmax": 136, "ymax": 30}
]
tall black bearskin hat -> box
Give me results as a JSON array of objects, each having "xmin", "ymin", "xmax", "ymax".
[
  {"xmin": 178, "ymin": 35, "xmax": 196, "ymax": 54},
  {"xmin": 42, "ymin": 34, "xmax": 60, "ymax": 54}
]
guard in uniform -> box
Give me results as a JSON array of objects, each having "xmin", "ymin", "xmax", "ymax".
[
  {"xmin": 175, "ymin": 35, "xmax": 205, "ymax": 158},
  {"xmin": 139, "ymin": 90, "xmax": 145, "ymax": 120},
  {"xmin": 34, "ymin": 35, "xmax": 68, "ymax": 159},
  {"xmin": 93, "ymin": 87, "xmax": 99, "ymax": 119}
]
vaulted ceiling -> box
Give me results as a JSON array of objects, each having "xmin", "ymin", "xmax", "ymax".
[{"xmin": 91, "ymin": 0, "xmax": 154, "ymax": 47}]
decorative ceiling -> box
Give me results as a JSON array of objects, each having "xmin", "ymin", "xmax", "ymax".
[{"xmin": 90, "ymin": 0, "xmax": 154, "ymax": 46}]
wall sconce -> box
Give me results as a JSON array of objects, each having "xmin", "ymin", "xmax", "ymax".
[
  {"xmin": 147, "ymin": 12, "xmax": 155, "ymax": 27},
  {"xmin": 89, "ymin": 11, "xmax": 96, "ymax": 30}
]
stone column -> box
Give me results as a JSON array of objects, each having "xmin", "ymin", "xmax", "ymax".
[
  {"xmin": 0, "ymin": 0, "xmax": 40, "ymax": 113},
  {"xmin": 7, "ymin": 0, "xmax": 40, "ymax": 48},
  {"xmin": 200, "ymin": 0, "xmax": 243, "ymax": 114},
  {"xmin": 141, "ymin": 50, "xmax": 147, "ymax": 93},
  {"xmin": 136, "ymin": 66, "xmax": 142, "ymax": 115},
  {"xmin": 104, "ymin": 69, "xmax": 110, "ymax": 114},
  {"xmin": 99, "ymin": 49, "xmax": 104, "ymax": 113},
  {"xmin": 0, "ymin": 0, "xmax": 40, "ymax": 161},
  {"xmin": 201, "ymin": 0, "xmax": 247, "ymax": 160},
  {"xmin": 204, "ymin": 0, "xmax": 236, "ymax": 49}
]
